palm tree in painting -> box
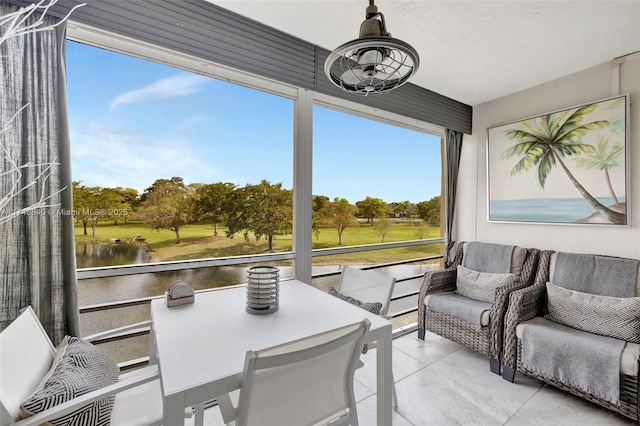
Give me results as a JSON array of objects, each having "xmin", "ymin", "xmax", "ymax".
[
  {"xmin": 572, "ymin": 135, "xmax": 623, "ymax": 208},
  {"xmin": 501, "ymin": 103, "xmax": 625, "ymax": 224}
]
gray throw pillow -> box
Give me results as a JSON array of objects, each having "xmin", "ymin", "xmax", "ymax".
[
  {"xmin": 328, "ymin": 287, "xmax": 382, "ymax": 315},
  {"xmin": 20, "ymin": 336, "xmax": 119, "ymax": 426},
  {"xmin": 545, "ymin": 282, "xmax": 640, "ymax": 343},
  {"xmin": 455, "ymin": 265, "xmax": 515, "ymax": 303}
]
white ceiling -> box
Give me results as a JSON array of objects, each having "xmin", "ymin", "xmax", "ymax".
[{"xmin": 211, "ymin": 1, "xmax": 640, "ymax": 106}]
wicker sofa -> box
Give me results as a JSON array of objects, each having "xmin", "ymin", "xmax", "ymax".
[
  {"xmin": 502, "ymin": 250, "xmax": 640, "ymax": 422},
  {"xmin": 417, "ymin": 241, "xmax": 540, "ymax": 374}
]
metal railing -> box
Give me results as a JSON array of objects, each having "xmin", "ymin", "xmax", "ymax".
[{"xmin": 78, "ymin": 239, "xmax": 445, "ymax": 370}]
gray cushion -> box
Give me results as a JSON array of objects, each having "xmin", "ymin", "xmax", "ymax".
[
  {"xmin": 328, "ymin": 287, "xmax": 382, "ymax": 315},
  {"xmin": 545, "ymin": 282, "xmax": 640, "ymax": 343},
  {"xmin": 455, "ymin": 265, "xmax": 514, "ymax": 303},
  {"xmin": 20, "ymin": 336, "xmax": 119, "ymax": 426}
]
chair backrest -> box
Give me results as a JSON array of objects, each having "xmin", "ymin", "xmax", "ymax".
[
  {"xmin": 549, "ymin": 252, "xmax": 640, "ymax": 297},
  {"xmin": 462, "ymin": 241, "xmax": 527, "ymax": 277},
  {"xmin": 337, "ymin": 266, "xmax": 396, "ymax": 317},
  {"xmin": 236, "ymin": 319, "xmax": 371, "ymax": 426},
  {"xmin": 0, "ymin": 306, "xmax": 56, "ymax": 425}
]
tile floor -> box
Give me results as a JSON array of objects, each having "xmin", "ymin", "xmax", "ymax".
[{"xmin": 187, "ymin": 330, "xmax": 636, "ymax": 426}]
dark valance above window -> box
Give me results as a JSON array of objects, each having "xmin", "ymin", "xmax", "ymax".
[{"xmin": 5, "ymin": 0, "xmax": 472, "ymax": 134}]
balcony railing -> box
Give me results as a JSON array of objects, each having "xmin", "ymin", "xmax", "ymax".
[{"xmin": 77, "ymin": 238, "xmax": 445, "ymax": 370}]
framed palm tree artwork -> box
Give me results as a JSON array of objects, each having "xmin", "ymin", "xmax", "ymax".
[{"xmin": 487, "ymin": 94, "xmax": 629, "ymax": 225}]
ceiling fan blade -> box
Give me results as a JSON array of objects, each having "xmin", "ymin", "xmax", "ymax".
[{"xmin": 340, "ymin": 68, "xmax": 395, "ymax": 86}]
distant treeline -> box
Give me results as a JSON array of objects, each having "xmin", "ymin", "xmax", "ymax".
[{"xmin": 73, "ymin": 178, "xmax": 440, "ymax": 250}]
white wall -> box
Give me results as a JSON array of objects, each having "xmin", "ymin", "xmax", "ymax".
[{"xmin": 455, "ymin": 56, "xmax": 640, "ymax": 258}]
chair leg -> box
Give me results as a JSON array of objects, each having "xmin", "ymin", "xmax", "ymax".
[
  {"xmin": 502, "ymin": 365, "xmax": 516, "ymax": 383},
  {"xmin": 392, "ymin": 372, "xmax": 398, "ymax": 408},
  {"xmin": 489, "ymin": 358, "xmax": 501, "ymax": 375},
  {"xmin": 417, "ymin": 328, "xmax": 425, "ymax": 340},
  {"xmin": 194, "ymin": 403, "xmax": 204, "ymax": 426}
]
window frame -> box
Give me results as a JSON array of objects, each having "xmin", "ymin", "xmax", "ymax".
[{"xmin": 67, "ymin": 22, "xmax": 446, "ymax": 284}]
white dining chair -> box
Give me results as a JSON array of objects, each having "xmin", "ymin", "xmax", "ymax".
[
  {"xmin": 337, "ymin": 266, "xmax": 396, "ymax": 319},
  {"xmin": 0, "ymin": 306, "xmax": 165, "ymax": 426},
  {"xmin": 336, "ymin": 266, "xmax": 398, "ymax": 407},
  {"xmin": 216, "ymin": 319, "xmax": 371, "ymax": 426}
]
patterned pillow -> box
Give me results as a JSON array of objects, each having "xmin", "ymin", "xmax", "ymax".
[
  {"xmin": 328, "ymin": 287, "xmax": 383, "ymax": 315},
  {"xmin": 545, "ymin": 282, "xmax": 640, "ymax": 343},
  {"xmin": 20, "ymin": 336, "xmax": 119, "ymax": 426},
  {"xmin": 455, "ymin": 265, "xmax": 515, "ymax": 303}
]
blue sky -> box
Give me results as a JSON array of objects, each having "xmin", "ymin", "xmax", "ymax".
[{"xmin": 66, "ymin": 41, "xmax": 442, "ymax": 204}]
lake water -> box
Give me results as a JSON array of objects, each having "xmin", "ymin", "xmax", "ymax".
[
  {"xmin": 489, "ymin": 197, "xmax": 624, "ymax": 223},
  {"xmin": 76, "ymin": 241, "xmax": 150, "ymax": 268}
]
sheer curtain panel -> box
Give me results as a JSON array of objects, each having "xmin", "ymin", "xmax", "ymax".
[{"xmin": 0, "ymin": 2, "xmax": 79, "ymax": 343}]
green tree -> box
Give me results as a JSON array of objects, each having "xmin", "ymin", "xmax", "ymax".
[
  {"xmin": 110, "ymin": 186, "xmax": 139, "ymax": 224},
  {"xmin": 311, "ymin": 195, "xmax": 330, "ymax": 240},
  {"xmin": 72, "ymin": 181, "xmax": 93, "ymax": 236},
  {"xmin": 195, "ymin": 182, "xmax": 236, "ymax": 235},
  {"xmin": 356, "ymin": 196, "xmax": 387, "ymax": 223},
  {"xmin": 72, "ymin": 182, "xmax": 122, "ymax": 237},
  {"xmin": 374, "ymin": 216, "xmax": 392, "ymax": 243},
  {"xmin": 573, "ymin": 135, "xmax": 623, "ymax": 207},
  {"xmin": 225, "ymin": 180, "xmax": 292, "ymax": 252},
  {"xmin": 321, "ymin": 197, "xmax": 358, "ymax": 245},
  {"xmin": 101, "ymin": 187, "xmax": 138, "ymax": 225},
  {"xmin": 501, "ymin": 104, "xmax": 624, "ymax": 224},
  {"xmin": 414, "ymin": 220, "xmax": 429, "ymax": 240},
  {"xmin": 416, "ymin": 196, "xmax": 440, "ymax": 226},
  {"xmin": 138, "ymin": 177, "xmax": 195, "ymax": 244}
]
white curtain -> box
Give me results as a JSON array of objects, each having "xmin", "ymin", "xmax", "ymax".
[{"xmin": 0, "ymin": 2, "xmax": 79, "ymax": 344}]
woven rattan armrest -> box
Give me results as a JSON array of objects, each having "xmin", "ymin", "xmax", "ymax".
[
  {"xmin": 417, "ymin": 242, "xmax": 465, "ymax": 337},
  {"xmin": 501, "ymin": 250, "xmax": 554, "ymax": 378},
  {"xmin": 488, "ymin": 248, "xmax": 541, "ymax": 361}
]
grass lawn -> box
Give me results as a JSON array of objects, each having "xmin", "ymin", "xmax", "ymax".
[{"xmin": 74, "ymin": 219, "xmax": 442, "ymax": 265}]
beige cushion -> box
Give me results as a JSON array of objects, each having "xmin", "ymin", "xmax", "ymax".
[
  {"xmin": 455, "ymin": 265, "xmax": 514, "ymax": 303},
  {"xmin": 424, "ymin": 293, "xmax": 491, "ymax": 327},
  {"xmin": 516, "ymin": 318, "xmax": 640, "ymax": 376},
  {"xmin": 545, "ymin": 282, "xmax": 640, "ymax": 343}
]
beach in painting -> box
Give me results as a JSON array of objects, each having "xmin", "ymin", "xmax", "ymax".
[{"xmin": 490, "ymin": 197, "xmax": 626, "ymax": 224}]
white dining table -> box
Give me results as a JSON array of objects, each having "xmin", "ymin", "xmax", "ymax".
[{"xmin": 150, "ymin": 279, "xmax": 393, "ymax": 425}]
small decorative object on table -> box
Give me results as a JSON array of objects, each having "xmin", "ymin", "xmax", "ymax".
[
  {"xmin": 246, "ymin": 266, "xmax": 279, "ymax": 314},
  {"xmin": 165, "ymin": 280, "xmax": 195, "ymax": 307}
]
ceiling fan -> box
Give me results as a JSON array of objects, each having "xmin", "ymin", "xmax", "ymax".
[{"xmin": 324, "ymin": 0, "xmax": 420, "ymax": 96}]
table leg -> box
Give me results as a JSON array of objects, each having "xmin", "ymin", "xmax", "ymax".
[
  {"xmin": 149, "ymin": 325, "xmax": 157, "ymax": 365},
  {"xmin": 376, "ymin": 331, "xmax": 393, "ymax": 425},
  {"xmin": 163, "ymin": 394, "xmax": 187, "ymax": 426}
]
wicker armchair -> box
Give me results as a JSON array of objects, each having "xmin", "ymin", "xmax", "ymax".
[
  {"xmin": 502, "ymin": 250, "xmax": 640, "ymax": 422},
  {"xmin": 417, "ymin": 241, "xmax": 540, "ymax": 374}
]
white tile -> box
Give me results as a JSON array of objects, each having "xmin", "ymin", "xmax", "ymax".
[
  {"xmin": 392, "ymin": 330, "xmax": 463, "ymax": 366},
  {"xmin": 356, "ymin": 394, "xmax": 414, "ymax": 426},
  {"xmin": 182, "ymin": 330, "xmax": 638, "ymax": 425},
  {"xmin": 505, "ymin": 385, "xmax": 636, "ymax": 426},
  {"xmin": 355, "ymin": 345, "xmax": 426, "ymax": 393},
  {"xmin": 354, "ymin": 376, "xmax": 374, "ymax": 402}
]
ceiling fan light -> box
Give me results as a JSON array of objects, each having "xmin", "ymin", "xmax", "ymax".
[{"xmin": 324, "ymin": 0, "xmax": 419, "ymax": 96}]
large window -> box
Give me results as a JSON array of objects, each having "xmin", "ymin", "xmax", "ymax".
[
  {"xmin": 312, "ymin": 106, "xmax": 443, "ymax": 269},
  {"xmin": 67, "ymin": 41, "xmax": 294, "ymax": 268},
  {"xmin": 66, "ymin": 34, "xmax": 446, "ymax": 350}
]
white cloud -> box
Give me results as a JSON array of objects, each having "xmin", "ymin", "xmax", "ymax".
[
  {"xmin": 109, "ymin": 74, "xmax": 209, "ymax": 110},
  {"xmin": 70, "ymin": 123, "xmax": 221, "ymax": 192}
]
